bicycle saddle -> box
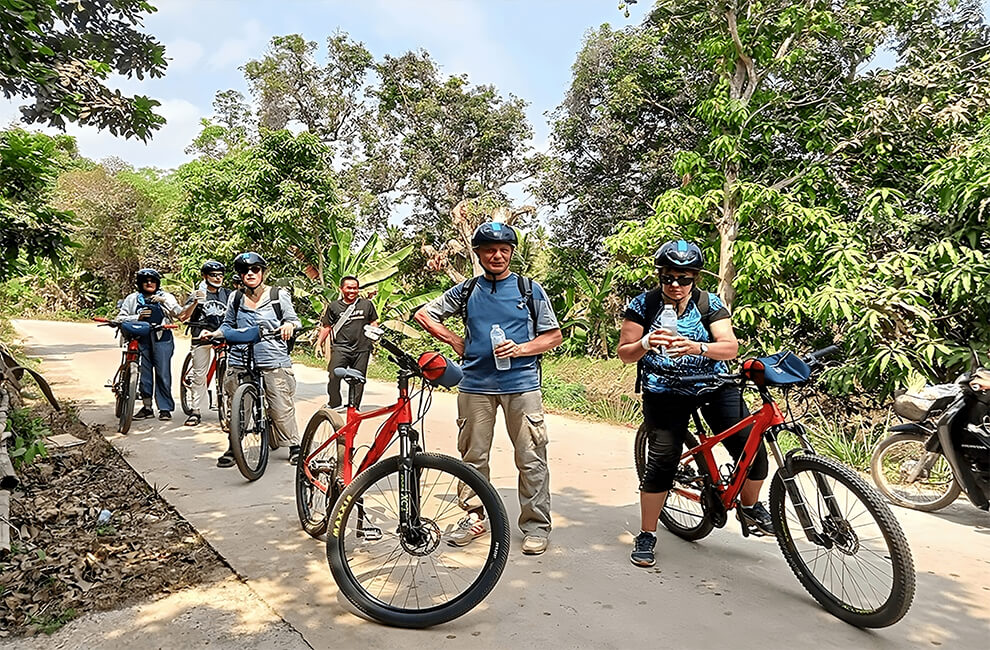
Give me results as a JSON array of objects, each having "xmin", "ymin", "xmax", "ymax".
[{"xmin": 334, "ymin": 367, "xmax": 367, "ymax": 384}]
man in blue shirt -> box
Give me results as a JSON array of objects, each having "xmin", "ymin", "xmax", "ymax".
[{"xmin": 415, "ymin": 223, "xmax": 562, "ymax": 555}]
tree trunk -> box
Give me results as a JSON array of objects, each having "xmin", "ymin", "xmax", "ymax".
[{"xmin": 717, "ymin": 165, "xmax": 739, "ymax": 309}]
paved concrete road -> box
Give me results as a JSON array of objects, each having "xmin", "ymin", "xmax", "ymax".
[{"xmin": 12, "ymin": 320, "xmax": 990, "ymax": 649}]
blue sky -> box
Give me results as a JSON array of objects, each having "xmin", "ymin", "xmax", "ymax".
[{"xmin": 0, "ymin": 0, "xmax": 651, "ymax": 170}]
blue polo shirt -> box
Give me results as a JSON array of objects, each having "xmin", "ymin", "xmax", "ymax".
[{"xmin": 424, "ymin": 274, "xmax": 560, "ymax": 394}]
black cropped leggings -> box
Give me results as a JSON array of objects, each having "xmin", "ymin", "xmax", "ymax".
[{"xmin": 640, "ymin": 387, "xmax": 768, "ymax": 493}]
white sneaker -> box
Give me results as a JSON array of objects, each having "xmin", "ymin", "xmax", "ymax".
[{"xmin": 447, "ymin": 513, "xmax": 489, "ymax": 547}]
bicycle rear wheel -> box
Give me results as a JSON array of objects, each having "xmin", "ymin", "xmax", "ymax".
[
  {"xmin": 870, "ymin": 433, "xmax": 960, "ymax": 511},
  {"xmin": 295, "ymin": 408, "xmax": 343, "ymax": 538},
  {"xmin": 327, "ymin": 453, "xmax": 510, "ymax": 628},
  {"xmin": 179, "ymin": 353, "xmax": 194, "ymax": 416},
  {"xmin": 635, "ymin": 425, "xmax": 714, "ymax": 540},
  {"xmin": 118, "ymin": 361, "xmax": 138, "ymax": 434},
  {"xmin": 770, "ymin": 454, "xmax": 915, "ymax": 628},
  {"xmin": 230, "ymin": 383, "xmax": 269, "ymax": 481}
]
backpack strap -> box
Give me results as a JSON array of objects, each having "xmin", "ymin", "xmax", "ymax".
[
  {"xmin": 269, "ymin": 286, "xmax": 284, "ymax": 322},
  {"xmin": 692, "ymin": 287, "xmax": 712, "ymax": 332},
  {"xmin": 231, "ymin": 290, "xmax": 244, "ymax": 319},
  {"xmin": 457, "ymin": 276, "xmax": 481, "ymax": 335}
]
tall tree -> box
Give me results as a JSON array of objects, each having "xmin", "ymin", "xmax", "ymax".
[
  {"xmin": 0, "ymin": 129, "xmax": 77, "ymax": 281},
  {"xmin": 0, "ymin": 0, "xmax": 167, "ymax": 140}
]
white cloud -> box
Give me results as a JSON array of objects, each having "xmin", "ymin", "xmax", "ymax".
[
  {"xmin": 209, "ymin": 19, "xmax": 266, "ymax": 70},
  {"xmin": 164, "ymin": 37, "xmax": 205, "ymax": 73}
]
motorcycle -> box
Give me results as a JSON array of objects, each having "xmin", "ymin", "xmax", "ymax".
[{"xmin": 871, "ymin": 370, "xmax": 990, "ymax": 512}]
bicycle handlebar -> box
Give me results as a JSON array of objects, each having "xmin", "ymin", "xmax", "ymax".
[
  {"xmin": 674, "ymin": 345, "xmax": 841, "ymax": 386},
  {"xmin": 93, "ymin": 317, "xmax": 177, "ymax": 330}
]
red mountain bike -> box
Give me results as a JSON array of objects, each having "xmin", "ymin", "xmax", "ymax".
[
  {"xmin": 179, "ymin": 321, "xmax": 229, "ymax": 427},
  {"xmin": 634, "ymin": 347, "xmax": 915, "ymax": 628},
  {"xmin": 94, "ymin": 318, "xmax": 177, "ymax": 434},
  {"xmin": 295, "ymin": 328, "xmax": 509, "ymax": 628}
]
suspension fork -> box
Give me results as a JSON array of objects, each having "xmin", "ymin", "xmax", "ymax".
[
  {"xmin": 765, "ymin": 428, "xmax": 836, "ymax": 547},
  {"xmin": 396, "ymin": 422, "xmax": 423, "ymax": 533}
]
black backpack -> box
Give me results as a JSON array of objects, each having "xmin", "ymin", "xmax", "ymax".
[
  {"xmin": 230, "ymin": 287, "xmax": 296, "ymax": 353},
  {"xmin": 635, "ymin": 287, "xmax": 714, "ymax": 393}
]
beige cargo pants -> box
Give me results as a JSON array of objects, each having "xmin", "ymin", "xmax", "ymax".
[
  {"xmin": 223, "ymin": 367, "xmax": 300, "ymax": 447},
  {"xmin": 456, "ymin": 390, "xmax": 551, "ymax": 538}
]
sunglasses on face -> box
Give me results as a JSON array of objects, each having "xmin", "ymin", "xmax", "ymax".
[
  {"xmin": 242, "ymin": 265, "xmax": 264, "ymax": 275},
  {"xmin": 206, "ymin": 272, "xmax": 224, "ymax": 278},
  {"xmin": 660, "ymin": 274, "xmax": 695, "ymax": 287}
]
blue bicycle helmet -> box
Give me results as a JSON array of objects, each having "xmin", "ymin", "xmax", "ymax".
[
  {"xmin": 654, "ymin": 240, "xmax": 704, "ymax": 272},
  {"xmin": 471, "ymin": 222, "xmax": 518, "ymax": 248}
]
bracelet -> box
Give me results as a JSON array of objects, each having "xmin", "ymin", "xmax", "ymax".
[{"xmin": 641, "ymin": 334, "xmax": 652, "ymax": 351}]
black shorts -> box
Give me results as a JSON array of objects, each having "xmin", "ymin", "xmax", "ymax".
[{"xmin": 639, "ymin": 386, "xmax": 769, "ymax": 493}]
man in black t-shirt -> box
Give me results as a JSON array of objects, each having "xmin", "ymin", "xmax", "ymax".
[
  {"xmin": 177, "ymin": 260, "xmax": 231, "ymax": 426},
  {"xmin": 317, "ymin": 275, "xmax": 379, "ymax": 408}
]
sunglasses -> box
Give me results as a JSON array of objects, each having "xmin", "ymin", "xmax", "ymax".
[
  {"xmin": 242, "ymin": 265, "xmax": 265, "ymax": 275},
  {"xmin": 206, "ymin": 272, "xmax": 224, "ymax": 278},
  {"xmin": 660, "ymin": 274, "xmax": 695, "ymax": 287}
]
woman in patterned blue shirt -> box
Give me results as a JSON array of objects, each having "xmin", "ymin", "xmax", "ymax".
[{"xmin": 617, "ymin": 240, "xmax": 772, "ymax": 568}]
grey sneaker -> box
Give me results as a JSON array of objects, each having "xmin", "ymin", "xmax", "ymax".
[
  {"xmin": 630, "ymin": 531, "xmax": 656, "ymax": 567},
  {"xmin": 447, "ymin": 513, "xmax": 489, "ymax": 547},
  {"xmin": 739, "ymin": 501, "xmax": 775, "ymax": 536}
]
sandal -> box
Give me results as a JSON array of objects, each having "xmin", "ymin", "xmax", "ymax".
[
  {"xmin": 216, "ymin": 450, "xmax": 235, "ymax": 468},
  {"xmin": 184, "ymin": 413, "xmax": 201, "ymax": 426}
]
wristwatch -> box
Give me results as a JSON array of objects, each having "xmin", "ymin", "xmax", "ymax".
[{"xmin": 699, "ymin": 342, "xmax": 709, "ymax": 357}]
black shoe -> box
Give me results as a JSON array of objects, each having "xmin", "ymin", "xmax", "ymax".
[
  {"xmin": 288, "ymin": 445, "xmax": 301, "ymax": 465},
  {"xmin": 739, "ymin": 501, "xmax": 775, "ymax": 536},
  {"xmin": 216, "ymin": 450, "xmax": 235, "ymax": 468},
  {"xmin": 134, "ymin": 406, "xmax": 155, "ymax": 420},
  {"xmin": 630, "ymin": 531, "xmax": 657, "ymax": 567},
  {"xmin": 158, "ymin": 410, "xmax": 172, "ymax": 421}
]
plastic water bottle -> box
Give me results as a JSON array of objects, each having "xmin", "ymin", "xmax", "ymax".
[
  {"xmin": 660, "ymin": 305, "xmax": 678, "ymax": 357},
  {"xmin": 491, "ymin": 324, "xmax": 511, "ymax": 371}
]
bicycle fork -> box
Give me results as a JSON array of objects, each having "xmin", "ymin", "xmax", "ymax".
[{"xmin": 766, "ymin": 435, "xmax": 844, "ymax": 548}]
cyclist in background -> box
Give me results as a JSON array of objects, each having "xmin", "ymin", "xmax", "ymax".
[
  {"xmin": 616, "ymin": 240, "xmax": 773, "ymax": 568},
  {"xmin": 116, "ymin": 268, "xmax": 182, "ymax": 421},
  {"xmin": 177, "ymin": 260, "xmax": 231, "ymax": 427},
  {"xmin": 216, "ymin": 252, "xmax": 303, "ymax": 466}
]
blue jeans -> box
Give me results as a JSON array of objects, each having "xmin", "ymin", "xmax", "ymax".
[{"xmin": 139, "ymin": 335, "xmax": 175, "ymax": 412}]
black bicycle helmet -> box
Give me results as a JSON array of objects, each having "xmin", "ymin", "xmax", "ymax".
[
  {"xmin": 471, "ymin": 222, "xmax": 518, "ymax": 248},
  {"xmin": 201, "ymin": 260, "xmax": 225, "ymax": 275},
  {"xmin": 135, "ymin": 268, "xmax": 161, "ymax": 291},
  {"xmin": 232, "ymin": 251, "xmax": 268, "ymax": 274},
  {"xmin": 654, "ymin": 239, "xmax": 704, "ymax": 272}
]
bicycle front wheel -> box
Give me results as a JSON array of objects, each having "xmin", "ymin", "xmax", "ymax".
[
  {"xmin": 230, "ymin": 383, "xmax": 269, "ymax": 481},
  {"xmin": 870, "ymin": 433, "xmax": 960, "ymax": 512},
  {"xmin": 327, "ymin": 453, "xmax": 510, "ymax": 628},
  {"xmin": 770, "ymin": 454, "xmax": 915, "ymax": 628},
  {"xmin": 216, "ymin": 356, "xmax": 228, "ymax": 426},
  {"xmin": 296, "ymin": 409, "xmax": 343, "ymax": 538},
  {"xmin": 635, "ymin": 426, "xmax": 714, "ymax": 541},
  {"xmin": 179, "ymin": 353, "xmax": 194, "ymax": 416},
  {"xmin": 118, "ymin": 361, "xmax": 138, "ymax": 434}
]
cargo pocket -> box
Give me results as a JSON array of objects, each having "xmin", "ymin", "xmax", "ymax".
[
  {"xmin": 524, "ymin": 413, "xmax": 548, "ymax": 447},
  {"xmin": 456, "ymin": 417, "xmax": 469, "ymax": 455}
]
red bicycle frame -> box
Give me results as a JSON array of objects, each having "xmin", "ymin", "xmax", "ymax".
[
  {"xmin": 678, "ymin": 395, "xmax": 787, "ymax": 510},
  {"xmin": 303, "ymin": 379, "xmax": 414, "ymax": 492}
]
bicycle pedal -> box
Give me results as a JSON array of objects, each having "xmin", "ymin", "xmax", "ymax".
[{"xmin": 357, "ymin": 526, "xmax": 383, "ymax": 542}]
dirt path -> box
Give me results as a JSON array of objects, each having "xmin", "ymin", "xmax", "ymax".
[{"xmin": 11, "ymin": 319, "xmax": 990, "ymax": 649}]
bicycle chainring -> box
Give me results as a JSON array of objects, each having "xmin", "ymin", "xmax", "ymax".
[{"xmin": 702, "ymin": 484, "xmax": 727, "ymax": 528}]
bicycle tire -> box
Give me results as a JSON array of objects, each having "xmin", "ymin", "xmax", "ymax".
[
  {"xmin": 634, "ymin": 425, "xmax": 714, "ymax": 540},
  {"xmin": 327, "ymin": 453, "xmax": 510, "ymax": 628},
  {"xmin": 113, "ymin": 366, "xmax": 125, "ymax": 419},
  {"xmin": 215, "ymin": 356, "xmax": 227, "ymax": 426},
  {"xmin": 180, "ymin": 353, "xmax": 194, "ymax": 416},
  {"xmin": 118, "ymin": 362, "xmax": 138, "ymax": 434},
  {"xmin": 295, "ymin": 409, "xmax": 343, "ymax": 538},
  {"xmin": 770, "ymin": 454, "xmax": 915, "ymax": 628},
  {"xmin": 869, "ymin": 433, "xmax": 961, "ymax": 512},
  {"xmin": 229, "ymin": 383, "xmax": 268, "ymax": 481}
]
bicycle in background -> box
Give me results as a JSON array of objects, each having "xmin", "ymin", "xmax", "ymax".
[
  {"xmin": 94, "ymin": 318, "xmax": 177, "ymax": 434},
  {"xmin": 179, "ymin": 321, "xmax": 229, "ymax": 428}
]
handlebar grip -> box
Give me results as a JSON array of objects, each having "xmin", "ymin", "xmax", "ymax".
[
  {"xmin": 93, "ymin": 317, "xmax": 109, "ymax": 323},
  {"xmin": 808, "ymin": 345, "xmax": 840, "ymax": 361},
  {"xmin": 163, "ymin": 324, "xmax": 178, "ymax": 330}
]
